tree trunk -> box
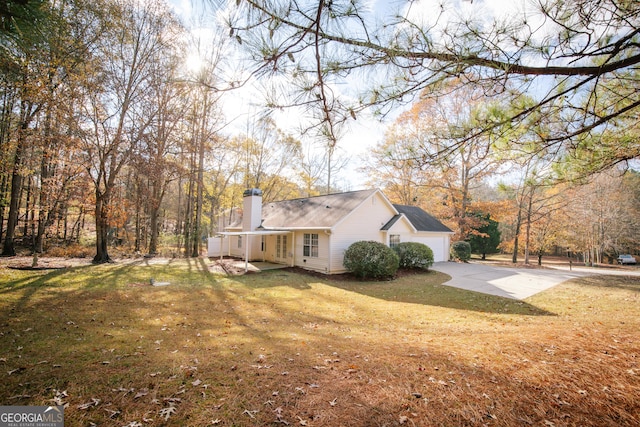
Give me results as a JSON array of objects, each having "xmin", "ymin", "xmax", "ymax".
[
  {"xmin": 0, "ymin": 174, "xmax": 8, "ymax": 246},
  {"xmin": 35, "ymin": 197, "xmax": 48, "ymax": 253},
  {"xmin": 191, "ymin": 115, "xmax": 206, "ymax": 258},
  {"xmin": 148, "ymin": 203, "xmax": 159, "ymax": 255},
  {"xmin": 1, "ymin": 131, "xmax": 26, "ymax": 256},
  {"xmin": 208, "ymin": 196, "xmax": 217, "ymax": 236},
  {"xmin": 183, "ymin": 164, "xmax": 194, "ymax": 257},
  {"xmin": 524, "ymin": 192, "xmax": 533, "ymax": 265},
  {"xmin": 175, "ymin": 175, "xmax": 183, "ymax": 254},
  {"xmin": 511, "ymin": 209, "xmax": 522, "ymax": 264},
  {"xmin": 134, "ymin": 176, "xmax": 143, "ymax": 253},
  {"xmin": 22, "ymin": 175, "xmax": 32, "ymax": 238},
  {"xmin": 93, "ymin": 191, "xmax": 111, "ymax": 263}
]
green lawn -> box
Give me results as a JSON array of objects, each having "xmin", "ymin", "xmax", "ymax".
[{"xmin": 1, "ymin": 258, "xmax": 639, "ymax": 426}]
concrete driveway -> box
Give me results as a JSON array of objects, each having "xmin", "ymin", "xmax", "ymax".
[{"xmin": 431, "ymin": 262, "xmax": 593, "ymax": 299}]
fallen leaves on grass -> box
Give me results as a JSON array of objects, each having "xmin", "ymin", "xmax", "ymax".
[
  {"xmin": 51, "ymin": 389, "xmax": 68, "ymax": 408},
  {"xmin": 159, "ymin": 404, "xmax": 177, "ymax": 421},
  {"xmin": 1, "ymin": 263, "xmax": 639, "ymax": 426},
  {"xmin": 77, "ymin": 398, "xmax": 101, "ymax": 410},
  {"xmin": 243, "ymin": 409, "xmax": 259, "ymax": 419}
]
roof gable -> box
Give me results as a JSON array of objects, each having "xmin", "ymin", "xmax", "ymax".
[
  {"xmin": 261, "ymin": 189, "xmax": 378, "ymax": 229},
  {"xmin": 392, "ymin": 204, "xmax": 453, "ymax": 233},
  {"xmin": 381, "ymin": 214, "xmax": 417, "ymax": 232}
]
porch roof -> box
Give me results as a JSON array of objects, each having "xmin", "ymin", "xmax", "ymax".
[{"xmin": 214, "ymin": 230, "xmax": 292, "ymax": 237}]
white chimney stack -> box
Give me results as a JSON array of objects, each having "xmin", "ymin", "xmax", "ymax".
[{"xmin": 242, "ymin": 188, "xmax": 263, "ymax": 232}]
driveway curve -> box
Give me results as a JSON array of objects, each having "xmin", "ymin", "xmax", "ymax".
[{"xmin": 431, "ymin": 262, "xmax": 593, "ymax": 299}]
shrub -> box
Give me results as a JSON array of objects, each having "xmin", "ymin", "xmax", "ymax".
[
  {"xmin": 451, "ymin": 241, "xmax": 471, "ymax": 262},
  {"xmin": 394, "ymin": 242, "xmax": 434, "ymax": 270},
  {"xmin": 343, "ymin": 241, "xmax": 399, "ymax": 279}
]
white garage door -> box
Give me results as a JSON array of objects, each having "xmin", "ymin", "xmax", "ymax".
[{"xmin": 412, "ymin": 236, "xmax": 449, "ymax": 262}]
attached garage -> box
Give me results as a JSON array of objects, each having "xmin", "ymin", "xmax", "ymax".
[{"xmin": 392, "ymin": 205, "xmax": 454, "ymax": 263}]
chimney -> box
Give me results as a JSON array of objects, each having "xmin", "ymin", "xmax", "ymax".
[{"xmin": 242, "ymin": 188, "xmax": 263, "ymax": 232}]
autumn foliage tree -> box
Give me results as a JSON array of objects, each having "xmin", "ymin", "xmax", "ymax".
[
  {"xmin": 77, "ymin": 0, "xmax": 183, "ymax": 262},
  {"xmin": 365, "ymin": 83, "xmax": 500, "ymax": 239}
]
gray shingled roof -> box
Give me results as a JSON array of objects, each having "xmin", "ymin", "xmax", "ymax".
[
  {"xmin": 392, "ymin": 204, "xmax": 453, "ymax": 233},
  {"xmin": 260, "ymin": 189, "xmax": 378, "ymax": 229},
  {"xmin": 380, "ymin": 214, "xmax": 403, "ymax": 231}
]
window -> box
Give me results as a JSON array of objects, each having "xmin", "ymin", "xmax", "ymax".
[
  {"xmin": 389, "ymin": 234, "xmax": 400, "ymax": 249},
  {"xmin": 303, "ymin": 233, "xmax": 319, "ymax": 257}
]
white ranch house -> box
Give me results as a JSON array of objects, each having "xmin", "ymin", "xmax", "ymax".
[{"xmin": 208, "ymin": 188, "xmax": 453, "ymax": 274}]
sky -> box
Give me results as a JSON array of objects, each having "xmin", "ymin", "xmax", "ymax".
[{"xmin": 170, "ymin": 0, "xmax": 529, "ymax": 190}]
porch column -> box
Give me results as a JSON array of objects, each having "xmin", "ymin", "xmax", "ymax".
[{"xmin": 245, "ymin": 234, "xmax": 250, "ymax": 272}]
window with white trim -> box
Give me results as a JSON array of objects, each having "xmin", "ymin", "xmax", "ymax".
[
  {"xmin": 303, "ymin": 233, "xmax": 319, "ymax": 257},
  {"xmin": 389, "ymin": 234, "xmax": 400, "ymax": 248}
]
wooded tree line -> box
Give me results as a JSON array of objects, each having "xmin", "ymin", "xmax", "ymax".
[
  {"xmin": 0, "ymin": 0, "xmax": 341, "ymax": 262},
  {"xmin": 1, "ymin": 0, "xmax": 639, "ymax": 263},
  {"xmin": 363, "ymin": 90, "xmax": 640, "ymax": 263}
]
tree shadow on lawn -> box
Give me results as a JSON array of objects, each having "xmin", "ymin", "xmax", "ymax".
[
  {"xmin": 244, "ymin": 268, "xmax": 554, "ymax": 316},
  {"xmin": 4, "ymin": 262, "xmax": 640, "ymax": 426},
  {"xmin": 0, "ymin": 258, "xmax": 223, "ymax": 321},
  {"xmin": 573, "ymin": 274, "xmax": 640, "ymax": 292},
  {"xmin": 1, "ymin": 272, "xmax": 629, "ymax": 427}
]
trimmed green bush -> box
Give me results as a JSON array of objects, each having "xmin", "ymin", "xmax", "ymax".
[
  {"xmin": 451, "ymin": 241, "xmax": 471, "ymax": 262},
  {"xmin": 394, "ymin": 242, "xmax": 434, "ymax": 270},
  {"xmin": 343, "ymin": 240, "xmax": 399, "ymax": 279}
]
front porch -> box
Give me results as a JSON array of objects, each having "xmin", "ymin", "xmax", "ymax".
[
  {"xmin": 209, "ymin": 257, "xmax": 290, "ymax": 275},
  {"xmin": 208, "ymin": 230, "xmax": 295, "ymax": 272}
]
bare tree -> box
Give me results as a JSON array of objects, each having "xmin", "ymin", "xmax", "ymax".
[
  {"xmin": 562, "ymin": 170, "xmax": 640, "ymax": 263},
  {"xmin": 235, "ymin": 117, "xmax": 302, "ymax": 201}
]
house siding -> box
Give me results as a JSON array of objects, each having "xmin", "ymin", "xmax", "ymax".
[
  {"xmin": 384, "ymin": 218, "xmax": 414, "ymax": 248},
  {"xmin": 293, "ymin": 230, "xmax": 330, "ymax": 273},
  {"xmin": 207, "ymin": 235, "xmax": 230, "ymax": 258},
  {"xmin": 229, "ymin": 235, "xmax": 244, "ymax": 258},
  {"xmin": 329, "ymin": 192, "xmax": 398, "ymax": 273}
]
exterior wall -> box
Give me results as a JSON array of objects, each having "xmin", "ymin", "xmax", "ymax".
[
  {"xmin": 410, "ymin": 233, "xmax": 451, "ymax": 262},
  {"xmin": 328, "ymin": 192, "xmax": 398, "ymax": 273},
  {"xmin": 230, "ymin": 235, "xmax": 246, "ymax": 258},
  {"xmin": 292, "ymin": 230, "xmax": 330, "ymax": 273},
  {"xmin": 224, "ymin": 235, "xmax": 265, "ymax": 261},
  {"xmin": 207, "ymin": 236, "xmax": 229, "ymax": 257},
  {"xmin": 384, "ymin": 218, "xmax": 414, "ymax": 247}
]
